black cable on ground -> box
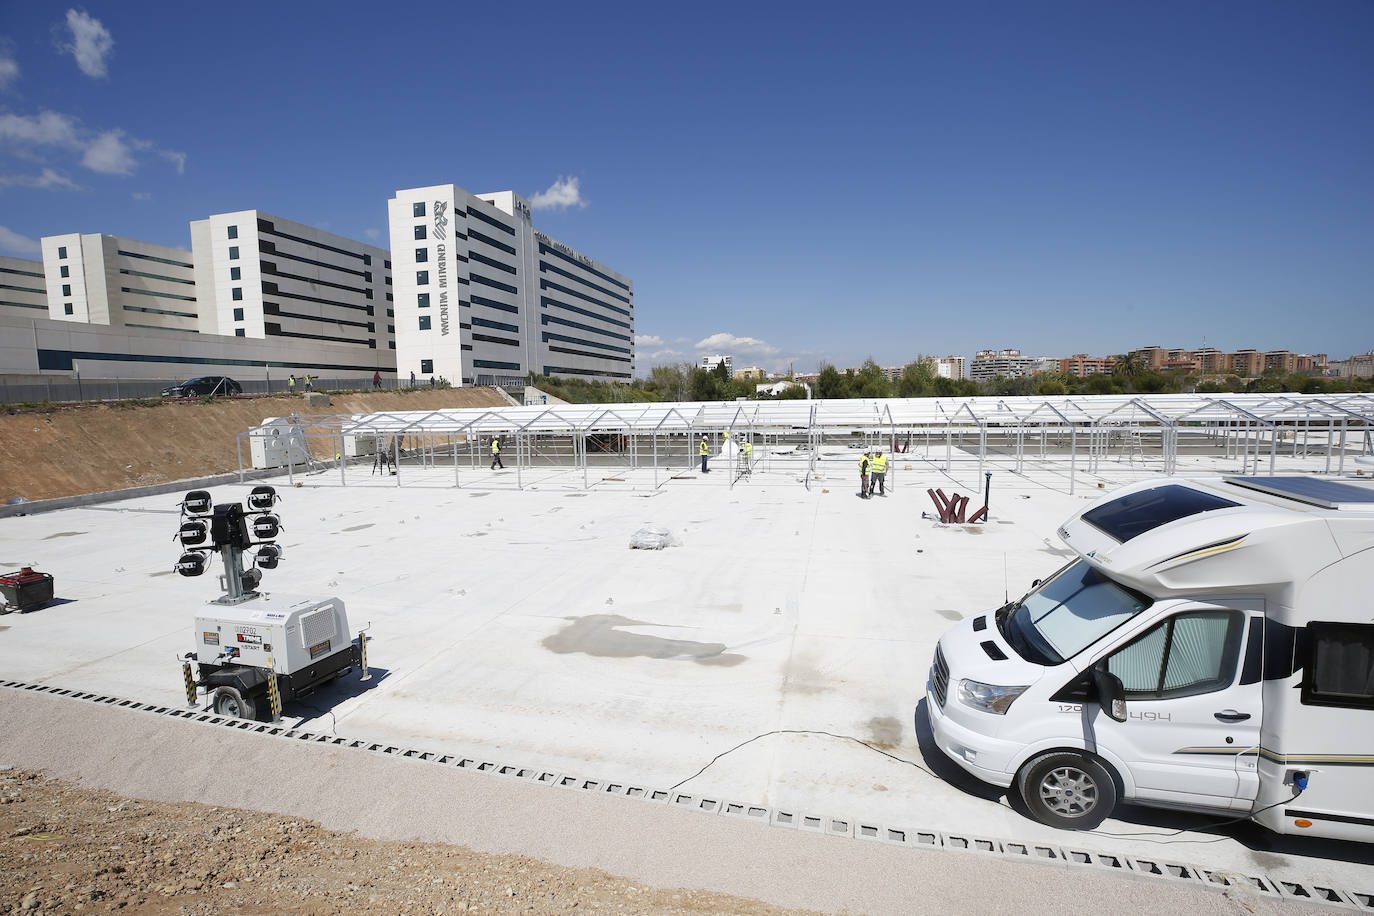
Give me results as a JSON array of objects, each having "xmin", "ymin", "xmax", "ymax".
[
  {"xmin": 1093, "ymin": 795, "xmax": 1299, "ymax": 843},
  {"xmin": 668, "ymin": 729, "xmax": 942, "ymax": 792}
]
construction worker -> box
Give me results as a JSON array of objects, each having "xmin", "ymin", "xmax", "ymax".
[
  {"xmin": 870, "ymin": 449, "xmax": 888, "ymax": 496},
  {"xmin": 288, "ymin": 374, "xmax": 296, "ymax": 393},
  {"xmin": 699, "ymin": 435, "xmax": 710, "ymax": 474},
  {"xmin": 742, "ymin": 438, "xmax": 753, "ymax": 473},
  {"xmin": 491, "ymin": 437, "xmax": 504, "ymax": 470},
  {"xmin": 859, "ymin": 451, "xmax": 871, "ymax": 499}
]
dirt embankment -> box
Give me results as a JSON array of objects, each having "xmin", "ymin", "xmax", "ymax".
[
  {"xmin": 0, "ymin": 768, "xmax": 809, "ymax": 916},
  {"xmin": 0, "ymin": 389, "xmax": 509, "ymax": 502}
]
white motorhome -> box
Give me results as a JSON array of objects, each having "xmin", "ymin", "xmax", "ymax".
[{"xmin": 926, "ymin": 475, "xmax": 1374, "ymax": 842}]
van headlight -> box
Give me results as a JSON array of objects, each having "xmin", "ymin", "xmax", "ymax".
[{"xmin": 957, "ymin": 679, "xmax": 1028, "ymax": 715}]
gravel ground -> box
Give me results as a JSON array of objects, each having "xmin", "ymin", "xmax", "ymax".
[{"xmin": 0, "ymin": 767, "xmax": 811, "ymax": 915}]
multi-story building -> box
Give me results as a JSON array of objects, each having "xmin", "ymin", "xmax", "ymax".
[
  {"xmin": 388, "ymin": 184, "xmax": 633, "ymax": 386},
  {"xmin": 1060, "ymin": 354, "xmax": 1116, "ymax": 377},
  {"xmin": 932, "ymin": 355, "xmax": 965, "ymax": 380},
  {"xmin": 0, "ymin": 255, "xmax": 48, "ymax": 319},
  {"xmin": 191, "ymin": 211, "xmax": 392, "ymax": 353},
  {"xmin": 702, "ymin": 354, "xmax": 732, "ymax": 373},
  {"xmin": 970, "ymin": 349, "xmax": 1046, "ymax": 380},
  {"xmin": 1229, "ymin": 349, "xmax": 1264, "ymax": 377},
  {"xmin": 732, "ymin": 366, "xmax": 765, "ymax": 380},
  {"xmin": 1330, "ymin": 351, "xmax": 1374, "ymax": 379},
  {"xmin": 40, "ymin": 234, "xmax": 198, "ymax": 332}
]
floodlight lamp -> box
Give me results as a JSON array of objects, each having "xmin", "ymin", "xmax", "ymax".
[
  {"xmin": 251, "ymin": 514, "xmax": 281, "ymax": 541},
  {"xmin": 240, "ymin": 567, "xmax": 262, "ymax": 593},
  {"xmin": 175, "ymin": 551, "xmax": 208, "ymax": 577},
  {"xmin": 178, "ymin": 519, "xmax": 208, "ymax": 547},
  {"xmin": 182, "ymin": 490, "xmax": 212, "ymax": 516},
  {"xmin": 255, "ymin": 544, "xmax": 282, "ymax": 569},
  {"xmin": 246, "ymin": 485, "xmax": 278, "ymax": 513}
]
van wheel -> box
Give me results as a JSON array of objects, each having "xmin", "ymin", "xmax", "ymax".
[
  {"xmin": 211, "ymin": 686, "xmax": 258, "ymax": 721},
  {"xmin": 1017, "ymin": 752, "xmax": 1117, "ymax": 830}
]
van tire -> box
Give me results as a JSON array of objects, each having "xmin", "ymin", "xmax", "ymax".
[
  {"xmin": 1016, "ymin": 751, "xmax": 1117, "ymax": 830},
  {"xmin": 211, "ymin": 686, "xmax": 258, "ymax": 721}
]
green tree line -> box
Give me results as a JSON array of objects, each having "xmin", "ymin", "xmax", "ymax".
[{"xmin": 527, "ymin": 359, "xmax": 1371, "ymax": 405}]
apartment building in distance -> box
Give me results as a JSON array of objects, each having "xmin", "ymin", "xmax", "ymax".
[
  {"xmin": 732, "ymin": 366, "xmax": 765, "ymax": 380},
  {"xmin": 191, "ymin": 211, "xmax": 393, "ymax": 353},
  {"xmin": 1129, "ymin": 345, "xmax": 1327, "ymax": 377},
  {"xmin": 388, "ymin": 184, "xmax": 634, "ymax": 386},
  {"xmin": 40, "ymin": 234, "xmax": 198, "ymax": 332},
  {"xmin": 1060, "ymin": 354, "xmax": 1116, "ymax": 377},
  {"xmin": 702, "ymin": 354, "xmax": 732, "ymax": 373},
  {"xmin": 0, "ymin": 255, "xmax": 47, "ymax": 319},
  {"xmin": 931, "ymin": 355, "xmax": 965, "ymax": 379},
  {"xmin": 969, "ymin": 349, "xmax": 1057, "ymax": 380}
]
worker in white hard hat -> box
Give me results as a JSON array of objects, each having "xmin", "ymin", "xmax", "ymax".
[
  {"xmin": 870, "ymin": 449, "xmax": 888, "ymax": 496},
  {"xmin": 699, "ymin": 435, "xmax": 710, "ymax": 474}
]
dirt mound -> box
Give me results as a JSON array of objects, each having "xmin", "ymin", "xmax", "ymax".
[
  {"xmin": 0, "ymin": 768, "xmax": 810, "ymax": 915},
  {"xmin": 0, "ymin": 389, "xmax": 509, "ymax": 502}
]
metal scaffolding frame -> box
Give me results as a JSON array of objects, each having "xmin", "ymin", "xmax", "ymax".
[{"xmin": 234, "ymin": 393, "xmax": 1374, "ymax": 493}]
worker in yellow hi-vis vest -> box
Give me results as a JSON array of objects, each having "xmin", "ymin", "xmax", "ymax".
[
  {"xmin": 870, "ymin": 450, "xmax": 889, "ymax": 497},
  {"xmin": 859, "ymin": 452, "xmax": 871, "ymax": 499},
  {"xmin": 741, "ymin": 439, "xmax": 753, "ymax": 476},
  {"xmin": 699, "ymin": 435, "xmax": 710, "ymax": 474},
  {"xmin": 491, "ymin": 437, "xmax": 504, "ymax": 470}
]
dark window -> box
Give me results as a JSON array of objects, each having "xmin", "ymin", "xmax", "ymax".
[
  {"xmin": 63, "ymin": 303, "xmax": 73, "ymax": 315},
  {"xmin": 414, "ymin": 225, "xmax": 426, "ymax": 240},
  {"xmin": 229, "ymin": 246, "xmax": 239, "ymax": 260},
  {"xmin": 420, "ymin": 358, "xmax": 433, "ymax": 373},
  {"xmin": 235, "ymin": 328, "xmax": 246, "ymax": 337},
  {"xmin": 413, "ymin": 202, "xmax": 426, "ymax": 218},
  {"xmin": 57, "ymin": 246, "xmax": 68, "ymax": 259},
  {"xmin": 415, "ymin": 248, "xmax": 427, "ymax": 263},
  {"xmin": 384, "ymin": 259, "xmax": 391, "ymax": 269},
  {"xmin": 365, "ymin": 289, "xmax": 373, "ymax": 300},
  {"xmin": 473, "ymin": 359, "xmax": 521, "ymax": 371},
  {"xmin": 363, "ymin": 254, "xmax": 372, "ymax": 266},
  {"xmin": 416, "ymin": 270, "xmax": 429, "ymax": 285},
  {"xmin": 230, "ymin": 266, "xmax": 241, "ymax": 281},
  {"xmin": 59, "ymin": 265, "xmax": 69, "ymax": 278},
  {"xmin": 364, "ymin": 271, "xmax": 372, "ymax": 282},
  {"xmin": 228, "ymin": 225, "xmax": 238, "ymax": 239},
  {"xmin": 1105, "ymin": 610, "xmax": 1243, "ymax": 700},
  {"xmin": 472, "ymin": 316, "xmax": 518, "ymax": 333},
  {"xmin": 231, "ymin": 287, "xmax": 243, "ymax": 301},
  {"xmin": 419, "ymin": 315, "xmax": 431, "ymax": 330},
  {"xmin": 1082, "ymin": 485, "xmax": 1240, "ymax": 543},
  {"xmin": 232, "ymin": 307, "xmax": 244, "ymax": 321},
  {"xmin": 62, "ymin": 284, "xmax": 71, "ymax": 296},
  {"xmin": 417, "ymin": 293, "xmax": 430, "ymax": 308},
  {"xmin": 1302, "ymin": 623, "xmax": 1374, "ymax": 709}
]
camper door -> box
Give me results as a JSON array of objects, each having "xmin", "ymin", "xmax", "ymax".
[{"xmin": 1087, "ymin": 602, "xmax": 1264, "ymax": 810}]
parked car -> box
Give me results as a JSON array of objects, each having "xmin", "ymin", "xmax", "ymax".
[{"xmin": 160, "ymin": 376, "xmax": 242, "ymax": 398}]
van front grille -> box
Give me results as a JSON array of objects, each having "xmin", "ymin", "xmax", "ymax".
[{"xmin": 932, "ymin": 645, "xmax": 949, "ymax": 707}]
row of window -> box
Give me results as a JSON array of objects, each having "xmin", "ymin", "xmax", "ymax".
[
  {"xmin": 546, "ymin": 343, "xmax": 632, "ymax": 365},
  {"xmin": 121, "ymin": 286, "xmax": 197, "ymax": 303},
  {"xmin": 0, "ymin": 299, "xmax": 47, "ymax": 311},
  {"xmin": 0, "ymin": 265, "xmax": 44, "ymax": 279},
  {"xmin": 536, "ymin": 241, "xmax": 630, "ymax": 293},
  {"xmin": 117, "ymin": 249, "xmax": 194, "ymax": 270},
  {"xmin": 538, "ymin": 259, "xmax": 631, "ymax": 305},
  {"xmin": 120, "ymin": 267, "xmax": 195, "ymax": 286},
  {"xmin": 541, "ymin": 296, "xmax": 630, "ymax": 330},
  {"xmin": 539, "ymin": 278, "xmax": 630, "ymax": 318},
  {"xmin": 544, "ymin": 364, "xmax": 632, "ymax": 379},
  {"xmin": 542, "ymin": 330, "xmax": 630, "ymax": 355},
  {"xmin": 541, "ymin": 312, "xmax": 632, "ymax": 343}
]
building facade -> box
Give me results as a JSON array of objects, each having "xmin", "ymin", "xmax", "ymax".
[
  {"xmin": 0, "ymin": 255, "xmax": 48, "ymax": 319},
  {"xmin": 41, "ymin": 234, "xmax": 198, "ymax": 333},
  {"xmin": 1060, "ymin": 354, "xmax": 1116, "ymax": 377},
  {"xmin": 701, "ymin": 354, "xmax": 732, "ymax": 373},
  {"xmin": 190, "ymin": 210, "xmax": 393, "ymax": 353},
  {"xmin": 388, "ymin": 184, "xmax": 634, "ymax": 387},
  {"xmin": 970, "ymin": 349, "xmax": 1046, "ymax": 380},
  {"xmin": 932, "ymin": 355, "xmax": 965, "ymax": 380}
]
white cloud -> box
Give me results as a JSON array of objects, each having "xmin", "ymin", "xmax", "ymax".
[
  {"xmin": 81, "ymin": 129, "xmax": 135, "ymax": 175},
  {"xmin": 0, "ymin": 110, "xmax": 82, "ymax": 148},
  {"xmin": 159, "ymin": 149, "xmax": 186, "ymax": 175},
  {"xmin": 0, "ymin": 40, "xmax": 19, "ymax": 91},
  {"xmin": 643, "ymin": 348, "xmax": 688, "ymax": 362},
  {"xmin": 694, "ymin": 332, "xmax": 781, "ymax": 357},
  {"xmin": 0, "ymin": 167, "xmax": 81, "ymax": 190},
  {"xmin": 62, "ymin": 9, "xmax": 114, "ymax": 79},
  {"xmin": 131, "ymin": 191, "xmax": 150, "ymax": 200},
  {"xmin": 0, "ymin": 225, "xmax": 41, "ymax": 257},
  {"xmin": 635, "ymin": 334, "xmax": 664, "ymax": 347},
  {"xmin": 364, "ymin": 228, "xmax": 381, "ymax": 240},
  {"xmin": 529, "ymin": 175, "xmax": 586, "ymax": 211}
]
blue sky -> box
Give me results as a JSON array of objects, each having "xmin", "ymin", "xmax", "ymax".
[{"xmin": 1, "ymin": 1, "xmax": 1370, "ymax": 374}]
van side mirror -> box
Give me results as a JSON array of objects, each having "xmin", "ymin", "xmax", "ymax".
[
  {"xmin": 1092, "ymin": 666, "xmax": 1128, "ymax": 722},
  {"xmin": 1030, "ymin": 579, "xmax": 1041, "ymax": 588}
]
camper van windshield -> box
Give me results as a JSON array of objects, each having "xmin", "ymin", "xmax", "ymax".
[{"xmin": 1000, "ymin": 560, "xmax": 1151, "ymax": 666}]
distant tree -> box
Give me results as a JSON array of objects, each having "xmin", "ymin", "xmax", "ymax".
[
  {"xmin": 1081, "ymin": 373, "xmax": 1119, "ymax": 395},
  {"xmin": 1037, "ymin": 375, "xmax": 1068, "ymax": 396},
  {"xmin": 1112, "ymin": 352, "xmax": 1144, "ymax": 379},
  {"xmin": 897, "ymin": 358, "xmax": 936, "ymax": 398},
  {"xmin": 854, "ymin": 358, "xmax": 892, "ymax": 398},
  {"xmin": 817, "ymin": 364, "xmax": 848, "ymax": 399}
]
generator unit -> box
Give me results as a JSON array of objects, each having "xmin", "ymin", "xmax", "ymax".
[
  {"xmin": 175, "ymin": 486, "xmax": 370, "ymax": 721},
  {"xmin": 248, "ymin": 417, "xmax": 310, "ymax": 470}
]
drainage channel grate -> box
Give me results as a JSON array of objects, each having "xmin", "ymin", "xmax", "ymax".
[{"xmin": 1, "ymin": 678, "xmax": 1370, "ymax": 909}]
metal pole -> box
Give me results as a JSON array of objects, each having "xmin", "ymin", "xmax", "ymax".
[
  {"xmin": 454, "ymin": 434, "xmax": 460, "ymax": 488},
  {"xmin": 1069, "ymin": 426, "xmax": 1077, "ymax": 495},
  {"xmin": 394, "ymin": 434, "xmax": 401, "ymax": 487},
  {"xmin": 339, "ymin": 432, "xmax": 346, "ymax": 486}
]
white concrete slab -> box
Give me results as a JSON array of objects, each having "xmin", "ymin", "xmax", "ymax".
[{"xmin": 3, "ymin": 449, "xmax": 1373, "ymax": 896}]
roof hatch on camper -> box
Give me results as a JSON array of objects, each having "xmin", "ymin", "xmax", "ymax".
[
  {"xmin": 1081, "ymin": 484, "xmax": 1239, "ymax": 543},
  {"xmin": 1225, "ymin": 476, "xmax": 1374, "ymax": 510}
]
